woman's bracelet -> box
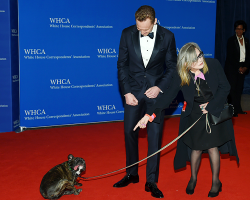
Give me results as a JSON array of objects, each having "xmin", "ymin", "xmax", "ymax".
[{"xmin": 145, "ymin": 113, "xmax": 156, "ymax": 122}]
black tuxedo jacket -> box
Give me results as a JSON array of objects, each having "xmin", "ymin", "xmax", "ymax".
[
  {"xmin": 224, "ymin": 35, "xmax": 250, "ymax": 74},
  {"xmin": 147, "ymin": 58, "xmax": 231, "ymax": 121},
  {"xmin": 117, "ymin": 24, "xmax": 177, "ymax": 96}
]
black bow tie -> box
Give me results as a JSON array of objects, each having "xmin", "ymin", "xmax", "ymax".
[{"xmin": 141, "ymin": 32, "xmax": 154, "ymax": 39}]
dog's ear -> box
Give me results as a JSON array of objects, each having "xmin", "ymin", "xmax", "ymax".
[{"xmin": 68, "ymin": 154, "xmax": 74, "ymax": 161}]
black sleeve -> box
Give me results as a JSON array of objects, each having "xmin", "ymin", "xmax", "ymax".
[
  {"xmin": 147, "ymin": 70, "xmax": 181, "ymax": 123},
  {"xmin": 117, "ymin": 29, "xmax": 131, "ymax": 96},
  {"xmin": 206, "ymin": 59, "xmax": 231, "ymax": 117},
  {"xmin": 157, "ymin": 33, "xmax": 177, "ymax": 91}
]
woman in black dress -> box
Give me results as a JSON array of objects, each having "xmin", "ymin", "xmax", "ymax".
[{"xmin": 134, "ymin": 42, "xmax": 239, "ymax": 198}]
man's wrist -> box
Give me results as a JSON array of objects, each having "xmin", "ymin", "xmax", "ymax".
[
  {"xmin": 156, "ymin": 86, "xmax": 163, "ymax": 93},
  {"xmin": 124, "ymin": 93, "xmax": 132, "ymax": 97}
]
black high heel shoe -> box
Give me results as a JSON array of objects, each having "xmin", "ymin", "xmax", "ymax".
[
  {"xmin": 186, "ymin": 180, "xmax": 197, "ymax": 195},
  {"xmin": 208, "ymin": 182, "xmax": 222, "ymax": 198},
  {"xmin": 186, "ymin": 187, "xmax": 195, "ymax": 195}
]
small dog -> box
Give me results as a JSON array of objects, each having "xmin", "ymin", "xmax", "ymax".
[{"xmin": 40, "ymin": 154, "xmax": 86, "ymax": 199}]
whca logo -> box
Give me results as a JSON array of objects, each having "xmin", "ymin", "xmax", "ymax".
[
  {"xmin": 49, "ymin": 18, "xmax": 70, "ymax": 23},
  {"xmin": 24, "ymin": 49, "xmax": 46, "ymax": 55},
  {"xmin": 50, "ymin": 79, "xmax": 71, "ymax": 85},
  {"xmin": 24, "ymin": 109, "xmax": 46, "ymax": 116},
  {"xmin": 97, "ymin": 105, "xmax": 116, "ymax": 111}
]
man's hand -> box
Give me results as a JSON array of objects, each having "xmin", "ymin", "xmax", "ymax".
[
  {"xmin": 125, "ymin": 93, "xmax": 138, "ymax": 106},
  {"xmin": 144, "ymin": 86, "xmax": 161, "ymax": 99},
  {"xmin": 133, "ymin": 115, "xmax": 150, "ymax": 131},
  {"xmin": 239, "ymin": 67, "xmax": 248, "ymax": 74}
]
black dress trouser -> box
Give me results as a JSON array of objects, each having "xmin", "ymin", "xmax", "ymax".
[
  {"xmin": 123, "ymin": 85, "xmax": 165, "ymax": 183},
  {"xmin": 226, "ymin": 71, "xmax": 245, "ymax": 114}
]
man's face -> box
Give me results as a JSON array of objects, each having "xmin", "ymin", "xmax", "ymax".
[{"xmin": 136, "ymin": 18, "xmax": 157, "ymax": 36}]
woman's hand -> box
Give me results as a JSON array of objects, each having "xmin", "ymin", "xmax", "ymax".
[
  {"xmin": 239, "ymin": 67, "xmax": 247, "ymax": 74},
  {"xmin": 133, "ymin": 115, "xmax": 150, "ymax": 131},
  {"xmin": 199, "ymin": 102, "xmax": 208, "ymax": 114}
]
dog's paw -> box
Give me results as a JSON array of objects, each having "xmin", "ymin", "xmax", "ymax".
[{"xmin": 75, "ymin": 188, "xmax": 82, "ymax": 195}]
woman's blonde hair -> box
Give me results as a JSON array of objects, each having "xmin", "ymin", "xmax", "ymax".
[{"xmin": 177, "ymin": 42, "xmax": 208, "ymax": 86}]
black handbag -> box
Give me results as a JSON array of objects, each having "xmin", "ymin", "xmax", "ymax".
[
  {"xmin": 190, "ymin": 72, "xmax": 234, "ymax": 126},
  {"xmin": 208, "ymin": 103, "xmax": 234, "ymax": 125}
]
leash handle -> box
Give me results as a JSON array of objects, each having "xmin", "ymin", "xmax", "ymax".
[{"xmin": 80, "ymin": 114, "xmax": 204, "ymax": 180}]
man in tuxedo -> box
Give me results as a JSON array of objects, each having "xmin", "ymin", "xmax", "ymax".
[{"xmin": 114, "ymin": 5, "xmax": 177, "ymax": 198}]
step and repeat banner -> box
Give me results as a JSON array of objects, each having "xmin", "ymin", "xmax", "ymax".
[
  {"xmin": 19, "ymin": 0, "xmax": 217, "ymax": 128},
  {"xmin": 0, "ymin": 0, "xmax": 19, "ymax": 133}
]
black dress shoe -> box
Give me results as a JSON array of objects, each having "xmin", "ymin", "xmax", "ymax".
[
  {"xmin": 113, "ymin": 174, "xmax": 139, "ymax": 188},
  {"xmin": 233, "ymin": 113, "xmax": 238, "ymax": 117},
  {"xmin": 239, "ymin": 111, "xmax": 247, "ymax": 114},
  {"xmin": 208, "ymin": 182, "xmax": 222, "ymax": 198},
  {"xmin": 145, "ymin": 182, "xmax": 164, "ymax": 198}
]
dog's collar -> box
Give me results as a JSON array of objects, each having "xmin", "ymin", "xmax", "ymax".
[{"xmin": 68, "ymin": 163, "xmax": 72, "ymax": 171}]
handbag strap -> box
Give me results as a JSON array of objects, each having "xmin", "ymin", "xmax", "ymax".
[
  {"xmin": 189, "ymin": 71, "xmax": 211, "ymax": 133},
  {"xmin": 205, "ymin": 113, "xmax": 211, "ymax": 133}
]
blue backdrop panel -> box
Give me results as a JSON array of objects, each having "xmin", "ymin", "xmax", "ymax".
[
  {"xmin": 19, "ymin": 0, "xmax": 217, "ymax": 128},
  {"xmin": 0, "ymin": 0, "xmax": 19, "ymax": 133},
  {"xmin": 9, "ymin": 0, "xmax": 19, "ymax": 130},
  {"xmin": 243, "ymin": 73, "xmax": 250, "ymax": 94}
]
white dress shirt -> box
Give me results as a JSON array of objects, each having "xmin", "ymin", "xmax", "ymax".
[
  {"xmin": 140, "ymin": 24, "xmax": 157, "ymax": 68},
  {"xmin": 236, "ymin": 34, "xmax": 246, "ymax": 62}
]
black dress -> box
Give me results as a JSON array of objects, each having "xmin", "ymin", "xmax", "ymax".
[
  {"xmin": 182, "ymin": 77, "xmax": 232, "ymax": 150},
  {"xmin": 147, "ymin": 58, "xmax": 239, "ymax": 170}
]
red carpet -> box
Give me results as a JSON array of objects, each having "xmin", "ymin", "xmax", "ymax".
[{"xmin": 0, "ymin": 114, "xmax": 249, "ymax": 200}]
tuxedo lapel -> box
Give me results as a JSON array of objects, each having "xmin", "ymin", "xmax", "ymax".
[
  {"xmin": 131, "ymin": 27, "xmax": 143, "ymax": 65},
  {"xmin": 147, "ymin": 25, "xmax": 164, "ymax": 68}
]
